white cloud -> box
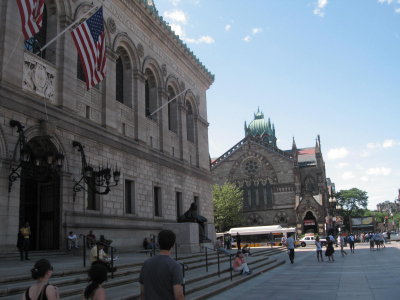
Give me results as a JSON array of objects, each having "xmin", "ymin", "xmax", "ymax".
[
  {"xmin": 225, "ymin": 24, "xmax": 231, "ymax": 31},
  {"xmin": 360, "ymin": 176, "xmax": 369, "ymax": 182},
  {"xmin": 327, "ymin": 147, "xmax": 349, "ymax": 160},
  {"xmin": 185, "ymin": 36, "xmax": 215, "ymax": 44},
  {"xmin": 313, "ymin": 0, "xmax": 328, "ymax": 17},
  {"xmin": 252, "ymin": 28, "xmax": 262, "ymax": 35},
  {"xmin": 378, "ymin": 0, "xmax": 393, "ymax": 3},
  {"xmin": 367, "ymin": 142, "xmax": 380, "ymax": 149},
  {"xmin": 170, "ymin": 23, "xmax": 184, "ymax": 37},
  {"xmin": 163, "ymin": 9, "xmax": 214, "ymax": 45},
  {"xmin": 243, "ymin": 35, "xmax": 251, "ymax": 42},
  {"xmin": 342, "ymin": 171, "xmax": 354, "ymax": 180},
  {"xmin": 336, "ymin": 162, "xmax": 349, "ymax": 169},
  {"xmin": 168, "ymin": 0, "xmax": 181, "ymax": 6},
  {"xmin": 366, "ymin": 167, "xmax": 392, "ymax": 176},
  {"xmin": 383, "ymin": 139, "xmax": 395, "ymax": 148},
  {"xmin": 396, "ymin": 8, "xmax": 400, "ymax": 13},
  {"xmin": 360, "ymin": 150, "xmax": 370, "ymax": 158},
  {"xmin": 164, "ymin": 9, "xmax": 187, "ymax": 24}
]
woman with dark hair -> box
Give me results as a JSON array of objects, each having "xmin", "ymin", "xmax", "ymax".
[
  {"xmin": 22, "ymin": 259, "xmax": 59, "ymax": 300},
  {"xmin": 84, "ymin": 263, "xmax": 108, "ymax": 300}
]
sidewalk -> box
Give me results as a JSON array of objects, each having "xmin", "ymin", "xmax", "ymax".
[{"xmin": 209, "ymin": 242, "xmax": 400, "ymax": 300}]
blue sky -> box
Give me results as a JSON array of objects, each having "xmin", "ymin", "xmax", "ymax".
[{"xmin": 155, "ymin": 0, "xmax": 400, "ymax": 210}]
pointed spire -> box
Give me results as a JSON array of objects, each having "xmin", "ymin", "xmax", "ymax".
[{"xmin": 292, "ymin": 137, "xmax": 297, "ymax": 150}]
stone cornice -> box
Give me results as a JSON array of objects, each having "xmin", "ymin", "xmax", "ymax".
[{"xmin": 110, "ymin": 0, "xmax": 214, "ymax": 86}]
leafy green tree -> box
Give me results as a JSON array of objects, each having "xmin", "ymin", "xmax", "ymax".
[
  {"xmin": 336, "ymin": 188, "xmax": 368, "ymax": 217},
  {"xmin": 213, "ymin": 183, "xmax": 244, "ymax": 232},
  {"xmin": 335, "ymin": 188, "xmax": 368, "ymax": 231}
]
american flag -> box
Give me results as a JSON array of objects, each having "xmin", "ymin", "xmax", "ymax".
[
  {"xmin": 16, "ymin": 0, "xmax": 45, "ymax": 40},
  {"xmin": 71, "ymin": 7, "xmax": 106, "ymax": 90}
]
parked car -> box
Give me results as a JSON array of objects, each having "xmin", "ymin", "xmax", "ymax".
[
  {"xmin": 383, "ymin": 231, "xmax": 400, "ymax": 241},
  {"xmin": 299, "ymin": 236, "xmax": 327, "ymax": 247}
]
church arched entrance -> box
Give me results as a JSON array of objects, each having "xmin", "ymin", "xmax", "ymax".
[
  {"xmin": 303, "ymin": 211, "xmax": 317, "ymax": 234},
  {"xmin": 18, "ymin": 136, "xmax": 61, "ymax": 250}
]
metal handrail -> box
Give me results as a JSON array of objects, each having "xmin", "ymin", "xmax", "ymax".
[
  {"xmin": 179, "ymin": 262, "xmax": 189, "ymax": 295},
  {"xmin": 78, "ymin": 234, "xmax": 87, "ymax": 267},
  {"xmin": 200, "ymin": 245, "xmax": 232, "ymax": 277}
]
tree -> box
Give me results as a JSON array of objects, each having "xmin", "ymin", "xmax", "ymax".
[
  {"xmin": 213, "ymin": 183, "xmax": 244, "ymax": 232},
  {"xmin": 336, "ymin": 188, "xmax": 368, "ymax": 217}
]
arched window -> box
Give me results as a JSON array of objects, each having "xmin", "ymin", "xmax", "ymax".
[
  {"xmin": 186, "ymin": 101, "xmax": 195, "ymax": 142},
  {"xmin": 24, "ymin": 4, "xmax": 47, "ymax": 58},
  {"xmin": 115, "ymin": 48, "xmax": 132, "ymax": 106},
  {"xmin": 168, "ymin": 86, "xmax": 178, "ymax": 133},
  {"xmin": 145, "ymin": 69, "xmax": 157, "ymax": 120},
  {"xmin": 24, "ymin": 2, "xmax": 57, "ymax": 63},
  {"xmin": 116, "ymin": 57, "xmax": 124, "ymax": 103}
]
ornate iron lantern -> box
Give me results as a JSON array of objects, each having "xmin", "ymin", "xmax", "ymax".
[
  {"xmin": 8, "ymin": 120, "xmax": 64, "ymax": 192},
  {"xmin": 72, "ymin": 141, "xmax": 120, "ymax": 198}
]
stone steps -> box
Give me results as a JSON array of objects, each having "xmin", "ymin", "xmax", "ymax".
[{"xmin": 0, "ymin": 247, "xmax": 286, "ymax": 299}]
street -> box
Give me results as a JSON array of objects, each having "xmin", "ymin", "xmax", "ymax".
[{"xmin": 209, "ymin": 242, "xmax": 400, "ymax": 300}]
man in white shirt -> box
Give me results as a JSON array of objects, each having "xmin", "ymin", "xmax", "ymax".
[
  {"xmin": 285, "ymin": 233, "xmax": 295, "ymax": 264},
  {"xmin": 67, "ymin": 231, "xmax": 78, "ymax": 250}
]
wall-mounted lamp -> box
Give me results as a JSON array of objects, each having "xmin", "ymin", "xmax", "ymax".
[
  {"xmin": 8, "ymin": 120, "xmax": 64, "ymax": 192},
  {"xmin": 72, "ymin": 141, "xmax": 120, "ymax": 198}
]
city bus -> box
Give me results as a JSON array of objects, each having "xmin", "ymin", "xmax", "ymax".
[{"xmin": 220, "ymin": 225, "xmax": 297, "ymax": 247}]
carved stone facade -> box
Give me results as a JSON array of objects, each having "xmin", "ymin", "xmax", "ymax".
[
  {"xmin": 0, "ymin": 1, "xmax": 214, "ymax": 252},
  {"xmin": 211, "ymin": 111, "xmax": 330, "ymax": 235}
]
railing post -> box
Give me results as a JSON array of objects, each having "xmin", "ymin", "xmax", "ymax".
[
  {"xmin": 229, "ymin": 254, "xmax": 233, "ymax": 281},
  {"xmin": 110, "ymin": 247, "xmax": 114, "ymax": 279},
  {"xmin": 181, "ymin": 263, "xmax": 186, "ymax": 296},
  {"xmin": 152, "ymin": 235, "xmax": 156, "ymax": 257},
  {"xmin": 205, "ymin": 247, "xmax": 208, "ymax": 272},
  {"xmin": 217, "ymin": 251, "xmax": 220, "ymax": 277},
  {"xmin": 83, "ymin": 235, "xmax": 86, "ymax": 267}
]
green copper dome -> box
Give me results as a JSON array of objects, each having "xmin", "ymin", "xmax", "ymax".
[{"xmin": 244, "ymin": 108, "xmax": 277, "ymax": 146}]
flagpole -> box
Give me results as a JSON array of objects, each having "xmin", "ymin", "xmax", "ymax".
[
  {"xmin": 36, "ymin": 5, "xmax": 99, "ymax": 55},
  {"xmin": 150, "ymin": 88, "xmax": 189, "ymax": 116}
]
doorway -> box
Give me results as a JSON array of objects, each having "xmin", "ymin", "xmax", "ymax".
[
  {"xmin": 18, "ymin": 137, "xmax": 61, "ymax": 250},
  {"xmin": 303, "ymin": 211, "xmax": 318, "ymax": 234}
]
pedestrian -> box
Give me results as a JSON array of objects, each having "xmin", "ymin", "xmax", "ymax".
[
  {"xmin": 339, "ymin": 235, "xmax": 347, "ymax": 257},
  {"xmin": 285, "ymin": 233, "xmax": 295, "ymax": 264},
  {"xmin": 369, "ymin": 233, "xmax": 375, "ymax": 250},
  {"xmin": 20, "ymin": 221, "xmax": 31, "ymax": 260},
  {"xmin": 236, "ymin": 232, "xmax": 241, "ymax": 250},
  {"xmin": 84, "ymin": 263, "xmax": 108, "ymax": 300},
  {"xmin": 348, "ymin": 233, "xmax": 355, "ymax": 253},
  {"xmin": 139, "ymin": 230, "xmax": 184, "ymax": 300},
  {"xmin": 22, "ymin": 259, "xmax": 59, "ymax": 300},
  {"xmin": 315, "ymin": 236, "xmax": 323, "ymax": 262},
  {"xmin": 90, "ymin": 242, "xmax": 116, "ymax": 272},
  {"xmin": 374, "ymin": 233, "xmax": 381, "ymax": 250},
  {"xmin": 86, "ymin": 230, "xmax": 96, "ymax": 249},
  {"xmin": 387, "ymin": 231, "xmax": 391, "ymax": 243},
  {"xmin": 325, "ymin": 236, "xmax": 335, "ymax": 262},
  {"xmin": 233, "ymin": 251, "xmax": 251, "ymax": 275},
  {"xmin": 67, "ymin": 231, "xmax": 79, "ymax": 250},
  {"xmin": 17, "ymin": 231, "xmax": 24, "ymax": 261}
]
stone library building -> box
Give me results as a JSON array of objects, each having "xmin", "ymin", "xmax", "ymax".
[{"xmin": 0, "ymin": 0, "xmax": 215, "ymax": 252}]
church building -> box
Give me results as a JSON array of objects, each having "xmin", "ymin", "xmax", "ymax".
[{"xmin": 211, "ymin": 109, "xmax": 330, "ymax": 235}]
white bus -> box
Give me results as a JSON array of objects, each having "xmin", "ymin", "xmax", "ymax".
[{"xmin": 220, "ymin": 225, "xmax": 296, "ymax": 247}]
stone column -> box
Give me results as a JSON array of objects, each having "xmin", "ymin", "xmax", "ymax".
[
  {"xmin": 101, "ymin": 48, "xmax": 118, "ymax": 129},
  {"xmin": 133, "ymin": 70, "xmax": 145, "ymax": 142}
]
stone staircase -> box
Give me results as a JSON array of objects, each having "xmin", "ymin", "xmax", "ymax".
[{"xmin": 0, "ymin": 247, "xmax": 286, "ymax": 300}]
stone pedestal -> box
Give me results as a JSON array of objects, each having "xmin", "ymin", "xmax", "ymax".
[
  {"xmin": 205, "ymin": 223, "xmax": 216, "ymax": 243},
  {"xmin": 163, "ymin": 223, "xmax": 201, "ymax": 254}
]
